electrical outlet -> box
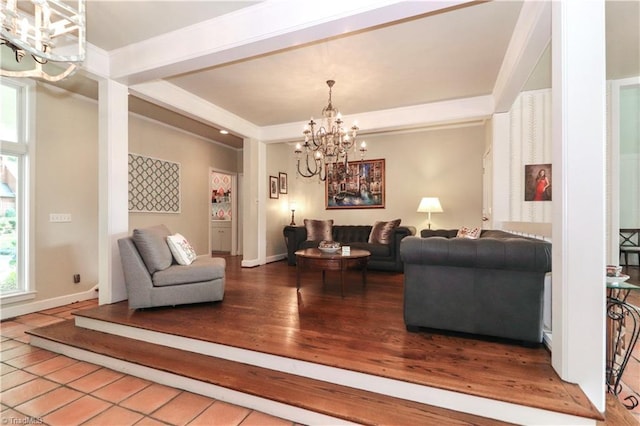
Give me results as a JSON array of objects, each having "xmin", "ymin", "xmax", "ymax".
[
  {"xmin": 50, "ymin": 213, "xmax": 72, "ymax": 223},
  {"xmin": 73, "ymin": 274, "xmax": 80, "ymax": 284}
]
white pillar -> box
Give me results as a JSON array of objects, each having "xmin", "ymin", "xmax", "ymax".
[
  {"xmin": 241, "ymin": 138, "xmax": 267, "ymax": 267},
  {"xmin": 490, "ymin": 112, "xmax": 511, "ymax": 228},
  {"xmin": 98, "ymin": 80, "xmax": 129, "ymax": 304},
  {"xmin": 551, "ymin": 0, "xmax": 606, "ymax": 412}
]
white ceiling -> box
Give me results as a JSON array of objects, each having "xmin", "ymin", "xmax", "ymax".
[
  {"xmin": 4, "ymin": 1, "xmax": 639, "ymax": 148},
  {"xmin": 165, "ymin": 1, "xmax": 524, "ymax": 127}
]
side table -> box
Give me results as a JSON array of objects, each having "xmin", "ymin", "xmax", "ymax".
[{"xmin": 606, "ymin": 280, "xmax": 640, "ymax": 410}]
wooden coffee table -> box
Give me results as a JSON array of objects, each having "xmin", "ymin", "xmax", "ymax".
[{"xmin": 295, "ymin": 248, "xmax": 371, "ymax": 297}]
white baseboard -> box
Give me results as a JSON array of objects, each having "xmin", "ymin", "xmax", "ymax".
[
  {"xmin": 241, "ymin": 253, "xmax": 286, "ymax": 268},
  {"xmin": 266, "ymin": 253, "xmax": 286, "ymax": 263},
  {"xmin": 1, "ymin": 286, "xmax": 99, "ymax": 320}
]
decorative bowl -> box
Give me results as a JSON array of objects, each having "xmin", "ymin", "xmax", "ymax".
[
  {"xmin": 318, "ymin": 247, "xmax": 341, "ymax": 254},
  {"xmin": 606, "ymin": 274, "xmax": 630, "ymax": 284},
  {"xmin": 318, "ymin": 240, "xmax": 341, "ymax": 253}
]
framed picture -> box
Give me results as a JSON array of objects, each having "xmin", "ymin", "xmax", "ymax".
[
  {"xmin": 524, "ymin": 163, "xmax": 552, "ymax": 201},
  {"xmin": 326, "ymin": 159, "xmax": 385, "ymax": 209},
  {"xmin": 128, "ymin": 153, "xmax": 181, "ymax": 213},
  {"xmin": 269, "ymin": 176, "xmax": 279, "ymax": 199},
  {"xmin": 279, "ymin": 172, "xmax": 288, "ymax": 194}
]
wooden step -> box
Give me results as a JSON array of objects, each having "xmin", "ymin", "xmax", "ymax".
[{"xmin": 28, "ymin": 320, "xmax": 513, "ymax": 426}]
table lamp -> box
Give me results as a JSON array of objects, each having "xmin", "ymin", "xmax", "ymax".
[
  {"xmin": 417, "ymin": 197, "xmax": 443, "ymax": 229},
  {"xmin": 289, "ymin": 202, "xmax": 297, "ymax": 226}
]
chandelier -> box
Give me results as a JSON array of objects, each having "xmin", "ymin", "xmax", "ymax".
[
  {"xmin": 294, "ymin": 80, "xmax": 367, "ymax": 181},
  {"xmin": 0, "ymin": 0, "xmax": 86, "ymax": 82}
]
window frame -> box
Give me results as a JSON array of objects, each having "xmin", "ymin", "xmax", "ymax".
[{"xmin": 1, "ymin": 78, "xmax": 35, "ymax": 303}]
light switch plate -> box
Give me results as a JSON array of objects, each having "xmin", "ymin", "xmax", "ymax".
[{"xmin": 50, "ymin": 213, "xmax": 72, "ymax": 222}]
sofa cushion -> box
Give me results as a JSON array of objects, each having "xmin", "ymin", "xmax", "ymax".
[
  {"xmin": 153, "ymin": 256, "xmax": 226, "ymax": 287},
  {"xmin": 350, "ymin": 242, "xmax": 390, "ymax": 258},
  {"xmin": 305, "ymin": 219, "xmax": 334, "ymax": 241},
  {"xmin": 132, "ymin": 225, "xmax": 173, "ymax": 274},
  {"xmin": 167, "ymin": 233, "xmax": 197, "ymax": 265},
  {"xmin": 368, "ymin": 219, "xmax": 401, "ymax": 244}
]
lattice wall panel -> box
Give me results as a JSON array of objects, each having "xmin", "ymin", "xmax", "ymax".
[{"xmin": 128, "ymin": 153, "xmax": 181, "ymax": 213}]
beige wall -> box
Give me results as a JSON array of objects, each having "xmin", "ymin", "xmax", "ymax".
[
  {"xmin": 12, "ymin": 86, "xmax": 240, "ymax": 311},
  {"xmin": 20, "ymin": 84, "xmax": 485, "ymax": 307},
  {"xmin": 128, "ymin": 115, "xmax": 240, "ymax": 255},
  {"xmin": 34, "ymin": 84, "xmax": 99, "ymax": 300},
  {"xmin": 281, "ymin": 124, "xmax": 486, "ymax": 242},
  {"xmin": 265, "ymin": 143, "xmax": 292, "ymax": 258}
]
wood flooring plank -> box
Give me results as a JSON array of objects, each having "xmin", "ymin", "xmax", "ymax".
[
  {"xmin": 65, "ymin": 257, "xmax": 601, "ymax": 421},
  {"xmin": 29, "ymin": 320, "xmax": 512, "ymax": 426}
]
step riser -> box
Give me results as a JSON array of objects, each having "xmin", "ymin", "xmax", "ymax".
[
  {"xmin": 70, "ymin": 316, "xmax": 596, "ymax": 425},
  {"xmin": 29, "ymin": 335, "xmax": 357, "ymax": 426}
]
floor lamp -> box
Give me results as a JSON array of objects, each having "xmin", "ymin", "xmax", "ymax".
[{"xmin": 417, "ymin": 197, "xmax": 443, "ymax": 229}]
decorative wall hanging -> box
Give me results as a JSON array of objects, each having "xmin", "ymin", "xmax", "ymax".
[
  {"xmin": 269, "ymin": 176, "xmax": 279, "ymax": 199},
  {"xmin": 326, "ymin": 159, "xmax": 385, "ymax": 209},
  {"xmin": 279, "ymin": 172, "xmax": 288, "ymax": 194},
  {"xmin": 128, "ymin": 153, "xmax": 181, "ymax": 213},
  {"xmin": 524, "ymin": 163, "xmax": 552, "ymax": 201}
]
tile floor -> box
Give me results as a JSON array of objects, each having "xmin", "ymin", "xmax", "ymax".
[
  {"xmin": 2, "ymin": 275, "xmax": 640, "ymax": 425},
  {"xmin": 1, "ymin": 300, "xmax": 298, "ymax": 426}
]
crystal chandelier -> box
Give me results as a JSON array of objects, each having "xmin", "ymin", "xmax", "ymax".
[
  {"xmin": 294, "ymin": 80, "xmax": 367, "ymax": 181},
  {"xmin": 0, "ymin": 0, "xmax": 86, "ymax": 82}
]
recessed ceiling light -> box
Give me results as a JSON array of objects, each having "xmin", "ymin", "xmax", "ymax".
[{"xmin": 220, "ymin": 130, "xmax": 229, "ymax": 135}]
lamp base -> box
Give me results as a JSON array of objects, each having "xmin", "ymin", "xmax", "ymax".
[{"xmin": 290, "ymin": 211, "xmax": 296, "ymax": 226}]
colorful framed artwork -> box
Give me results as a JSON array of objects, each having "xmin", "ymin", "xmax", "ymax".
[
  {"xmin": 269, "ymin": 175, "xmax": 279, "ymax": 199},
  {"xmin": 279, "ymin": 172, "xmax": 288, "ymax": 194},
  {"xmin": 524, "ymin": 163, "xmax": 552, "ymax": 201},
  {"xmin": 325, "ymin": 159, "xmax": 385, "ymax": 209}
]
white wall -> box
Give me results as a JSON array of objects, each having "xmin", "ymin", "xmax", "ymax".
[
  {"xmin": 506, "ymin": 89, "xmax": 553, "ymax": 223},
  {"xmin": 283, "ymin": 124, "xmax": 486, "ymax": 237}
]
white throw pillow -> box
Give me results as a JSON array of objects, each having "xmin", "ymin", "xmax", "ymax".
[{"xmin": 166, "ymin": 233, "xmax": 197, "ymax": 265}]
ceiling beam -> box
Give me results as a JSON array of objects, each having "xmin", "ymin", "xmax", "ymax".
[
  {"xmin": 109, "ymin": 0, "xmax": 474, "ymax": 86},
  {"xmin": 492, "ymin": 0, "xmax": 551, "ymax": 113},
  {"xmin": 129, "ymin": 80, "xmax": 260, "ymax": 140}
]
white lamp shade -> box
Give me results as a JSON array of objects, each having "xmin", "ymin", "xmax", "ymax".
[
  {"xmin": 289, "ymin": 202, "xmax": 297, "ymax": 211},
  {"xmin": 417, "ymin": 197, "xmax": 443, "ymax": 213}
]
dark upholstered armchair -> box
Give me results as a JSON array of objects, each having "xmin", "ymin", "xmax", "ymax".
[{"xmin": 401, "ymin": 229, "xmax": 552, "ymax": 344}]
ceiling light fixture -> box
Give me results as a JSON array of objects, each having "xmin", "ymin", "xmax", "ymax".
[
  {"xmin": 294, "ymin": 80, "xmax": 367, "ymax": 182},
  {"xmin": 0, "ymin": 0, "xmax": 86, "ymax": 82}
]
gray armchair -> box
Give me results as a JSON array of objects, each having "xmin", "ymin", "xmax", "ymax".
[{"xmin": 118, "ymin": 225, "xmax": 225, "ymax": 309}]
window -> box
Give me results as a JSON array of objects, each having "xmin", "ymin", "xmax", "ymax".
[{"xmin": 1, "ymin": 79, "xmax": 32, "ymax": 300}]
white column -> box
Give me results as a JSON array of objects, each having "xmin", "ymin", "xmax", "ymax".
[
  {"xmin": 241, "ymin": 138, "xmax": 267, "ymax": 267},
  {"xmin": 490, "ymin": 112, "xmax": 511, "ymax": 228},
  {"xmin": 98, "ymin": 80, "xmax": 129, "ymax": 304},
  {"xmin": 551, "ymin": 0, "xmax": 606, "ymax": 412}
]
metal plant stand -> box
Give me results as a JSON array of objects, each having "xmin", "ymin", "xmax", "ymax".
[{"xmin": 606, "ymin": 281, "xmax": 640, "ymax": 410}]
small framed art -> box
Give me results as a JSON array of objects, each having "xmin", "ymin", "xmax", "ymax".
[
  {"xmin": 279, "ymin": 172, "xmax": 288, "ymax": 194},
  {"xmin": 269, "ymin": 176, "xmax": 279, "ymax": 199}
]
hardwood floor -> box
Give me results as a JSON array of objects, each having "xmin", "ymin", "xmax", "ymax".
[{"xmin": 29, "ymin": 257, "xmax": 609, "ymax": 424}]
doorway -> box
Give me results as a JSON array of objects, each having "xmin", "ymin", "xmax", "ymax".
[{"xmin": 210, "ymin": 170, "xmax": 238, "ymax": 255}]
